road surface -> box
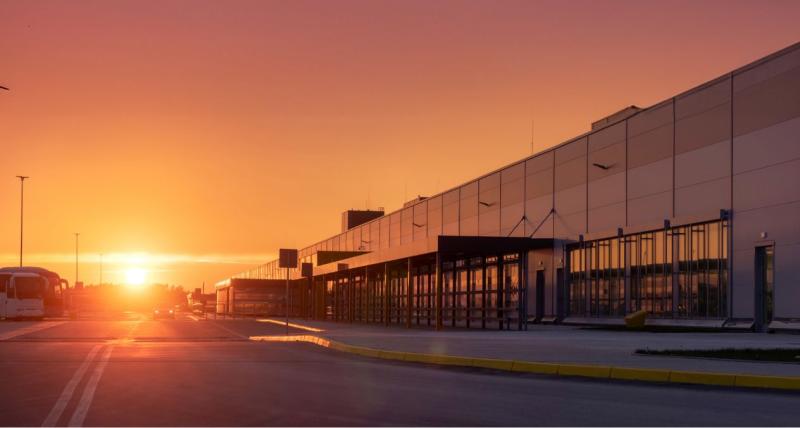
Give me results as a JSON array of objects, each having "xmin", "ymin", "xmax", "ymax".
[{"xmin": 0, "ymin": 313, "xmax": 797, "ymax": 426}]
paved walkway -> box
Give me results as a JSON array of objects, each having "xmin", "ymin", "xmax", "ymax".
[{"xmin": 263, "ymin": 318, "xmax": 800, "ymax": 377}]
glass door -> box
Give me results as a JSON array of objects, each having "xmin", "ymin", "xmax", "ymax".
[{"xmin": 754, "ymin": 245, "xmax": 774, "ymax": 331}]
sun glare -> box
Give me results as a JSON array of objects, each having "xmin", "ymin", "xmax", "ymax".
[{"xmin": 124, "ymin": 267, "xmax": 148, "ymax": 287}]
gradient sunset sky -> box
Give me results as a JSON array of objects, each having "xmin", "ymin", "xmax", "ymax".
[{"xmin": 2, "ymin": 0, "xmax": 799, "ymax": 288}]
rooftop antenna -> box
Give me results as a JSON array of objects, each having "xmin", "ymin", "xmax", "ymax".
[{"xmin": 530, "ymin": 118, "xmax": 535, "ymax": 154}]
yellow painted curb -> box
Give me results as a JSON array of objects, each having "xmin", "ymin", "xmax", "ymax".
[
  {"xmin": 350, "ymin": 346, "xmax": 382, "ymax": 358},
  {"xmin": 557, "ymin": 364, "xmax": 611, "ymax": 379},
  {"xmin": 734, "ymin": 374, "xmax": 800, "ymax": 390},
  {"xmin": 610, "ymin": 367, "xmax": 671, "ymax": 382},
  {"xmin": 511, "ymin": 361, "xmax": 559, "ymax": 375},
  {"xmin": 403, "ymin": 352, "xmax": 438, "ymax": 364},
  {"xmin": 669, "ymin": 370, "xmax": 736, "ymax": 387},
  {"xmin": 432, "ymin": 355, "xmax": 474, "ymax": 367},
  {"xmin": 248, "ymin": 334, "xmax": 800, "ymax": 391},
  {"xmin": 377, "ymin": 350, "xmax": 406, "ymax": 360},
  {"xmin": 471, "ymin": 357, "xmax": 514, "ymax": 371}
]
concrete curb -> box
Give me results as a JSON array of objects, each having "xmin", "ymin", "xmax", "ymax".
[{"xmin": 249, "ymin": 334, "xmax": 800, "ymax": 392}]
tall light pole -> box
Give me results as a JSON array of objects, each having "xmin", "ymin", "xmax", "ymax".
[
  {"xmin": 16, "ymin": 175, "xmax": 29, "ymax": 267},
  {"xmin": 74, "ymin": 233, "xmax": 80, "ymax": 286}
]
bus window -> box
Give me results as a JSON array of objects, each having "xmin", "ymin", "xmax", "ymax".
[
  {"xmin": 0, "ymin": 274, "xmax": 9, "ymax": 293},
  {"xmin": 15, "ymin": 277, "xmax": 44, "ymax": 299}
]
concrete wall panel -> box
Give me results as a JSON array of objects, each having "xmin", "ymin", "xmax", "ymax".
[
  {"xmin": 555, "ymin": 156, "xmax": 587, "ymax": 191},
  {"xmin": 555, "ymin": 138, "xmax": 586, "ymax": 165},
  {"xmin": 627, "ymin": 157, "xmax": 672, "ymax": 200},
  {"xmin": 526, "ymin": 151, "xmax": 554, "ymax": 174},
  {"xmin": 413, "ymin": 201, "xmax": 427, "ymax": 241},
  {"xmin": 588, "ymin": 202, "xmax": 625, "ymax": 234},
  {"xmin": 588, "ymin": 141, "xmax": 625, "ymax": 181},
  {"xmin": 589, "ymin": 172, "xmax": 625, "ymax": 209},
  {"xmin": 734, "ymin": 61, "xmax": 800, "ymax": 137},
  {"xmin": 554, "ymin": 210, "xmax": 586, "ymax": 240},
  {"xmin": 588, "ymin": 121, "xmax": 625, "ymax": 152},
  {"xmin": 733, "ymin": 157, "xmax": 800, "ymax": 211},
  {"xmin": 774, "ymin": 243, "xmax": 800, "ymax": 318},
  {"xmin": 479, "ymin": 173, "xmax": 501, "ymax": 236},
  {"xmin": 427, "ymin": 195, "xmax": 442, "ymax": 237},
  {"xmin": 501, "ymin": 201, "xmax": 525, "ymax": 237},
  {"xmin": 526, "ymin": 168, "xmax": 553, "ymax": 199},
  {"xmin": 733, "ymin": 115, "xmax": 800, "ymax": 174},
  {"xmin": 675, "ymin": 139, "xmax": 730, "ymax": 188},
  {"xmin": 734, "ymin": 47, "xmax": 800, "ymax": 92},
  {"xmin": 525, "ymin": 195, "xmax": 554, "ymax": 238},
  {"xmin": 442, "ymin": 189, "xmax": 459, "ymax": 236},
  {"xmin": 675, "ymin": 177, "xmax": 730, "ymax": 218},
  {"xmin": 555, "ymin": 184, "xmax": 586, "ymax": 216},
  {"xmin": 627, "ymin": 191, "xmax": 672, "ymax": 227}
]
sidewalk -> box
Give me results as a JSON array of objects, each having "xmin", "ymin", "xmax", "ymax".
[{"xmin": 254, "ymin": 318, "xmax": 800, "ymax": 379}]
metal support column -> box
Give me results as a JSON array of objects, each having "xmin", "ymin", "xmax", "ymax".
[
  {"xmin": 435, "ymin": 253, "xmax": 443, "ymax": 330},
  {"xmin": 497, "ymin": 255, "xmax": 504, "ymax": 330},
  {"xmin": 383, "ymin": 262, "xmax": 390, "ymax": 326},
  {"xmin": 406, "ymin": 258, "xmax": 413, "ymax": 328},
  {"xmin": 520, "ymin": 251, "xmax": 528, "ymax": 331}
]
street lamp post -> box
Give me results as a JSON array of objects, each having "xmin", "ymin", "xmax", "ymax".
[
  {"xmin": 16, "ymin": 176, "xmax": 29, "ymax": 267},
  {"xmin": 74, "ymin": 233, "xmax": 80, "ymax": 286}
]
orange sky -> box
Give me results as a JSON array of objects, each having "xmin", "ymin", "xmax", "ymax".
[{"xmin": 1, "ymin": 0, "xmax": 799, "ymax": 289}]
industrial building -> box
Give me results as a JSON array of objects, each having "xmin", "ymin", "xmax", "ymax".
[{"xmin": 216, "ymin": 42, "xmax": 800, "ymax": 332}]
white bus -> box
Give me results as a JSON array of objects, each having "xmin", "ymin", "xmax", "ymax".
[{"xmin": 0, "ymin": 272, "xmax": 46, "ymax": 320}]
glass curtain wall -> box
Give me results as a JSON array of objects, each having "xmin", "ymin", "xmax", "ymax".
[
  {"xmin": 568, "ymin": 220, "xmax": 728, "ymax": 319},
  {"xmin": 413, "ymin": 266, "xmax": 434, "ymax": 326},
  {"xmin": 502, "ymin": 254, "xmax": 522, "ymax": 329},
  {"xmin": 485, "ymin": 257, "xmax": 499, "ymax": 329}
]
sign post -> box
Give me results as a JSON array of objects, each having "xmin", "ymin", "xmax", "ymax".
[{"xmin": 278, "ymin": 249, "xmax": 298, "ymax": 335}]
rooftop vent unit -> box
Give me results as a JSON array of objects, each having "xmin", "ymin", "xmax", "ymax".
[
  {"xmin": 403, "ymin": 195, "xmax": 428, "ymax": 208},
  {"xmin": 591, "ymin": 105, "xmax": 642, "ymax": 130},
  {"xmin": 341, "ymin": 209, "xmax": 384, "ymax": 232}
]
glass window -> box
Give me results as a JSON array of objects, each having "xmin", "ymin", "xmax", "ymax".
[{"xmin": 14, "ymin": 276, "xmax": 43, "ymax": 299}]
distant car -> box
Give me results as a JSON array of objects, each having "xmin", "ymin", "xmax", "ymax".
[{"xmin": 152, "ymin": 307, "xmax": 175, "ymax": 320}]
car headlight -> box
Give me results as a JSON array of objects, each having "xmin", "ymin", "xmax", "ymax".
[
  {"xmin": 169, "ymin": 310, "xmax": 173, "ymax": 313},
  {"xmin": 155, "ymin": 310, "xmax": 160, "ymax": 313}
]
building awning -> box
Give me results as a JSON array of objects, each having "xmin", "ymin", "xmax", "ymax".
[
  {"xmin": 316, "ymin": 250, "xmax": 370, "ymax": 266},
  {"xmin": 437, "ymin": 236, "xmax": 554, "ymax": 257}
]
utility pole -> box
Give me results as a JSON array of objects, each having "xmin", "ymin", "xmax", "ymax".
[
  {"xmin": 74, "ymin": 233, "xmax": 80, "ymax": 286},
  {"xmin": 99, "ymin": 253, "xmax": 104, "ymax": 285},
  {"xmin": 16, "ymin": 176, "xmax": 29, "ymax": 267}
]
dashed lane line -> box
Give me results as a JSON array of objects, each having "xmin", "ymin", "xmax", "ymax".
[{"xmin": 41, "ymin": 344, "xmax": 103, "ymax": 427}]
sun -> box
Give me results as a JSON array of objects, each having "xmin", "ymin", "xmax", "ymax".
[{"xmin": 124, "ymin": 267, "xmax": 148, "ymax": 287}]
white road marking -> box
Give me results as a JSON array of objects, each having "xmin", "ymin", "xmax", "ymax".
[
  {"xmin": 68, "ymin": 345, "xmax": 114, "ymax": 427},
  {"xmin": 188, "ymin": 315, "xmax": 200, "ymax": 321},
  {"xmin": 41, "ymin": 344, "xmax": 102, "ymax": 427},
  {"xmin": 0, "ymin": 321, "xmax": 66, "ymax": 341}
]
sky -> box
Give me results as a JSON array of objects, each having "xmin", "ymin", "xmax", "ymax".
[{"xmin": 1, "ymin": 0, "xmax": 799, "ymax": 289}]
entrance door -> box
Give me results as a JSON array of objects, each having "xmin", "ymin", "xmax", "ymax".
[
  {"xmin": 535, "ymin": 270, "xmax": 545, "ymax": 322},
  {"xmin": 754, "ymin": 245, "xmax": 774, "ymax": 331}
]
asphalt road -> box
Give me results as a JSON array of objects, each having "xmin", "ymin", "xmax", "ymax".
[{"xmin": 0, "ymin": 314, "xmax": 798, "ymax": 427}]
